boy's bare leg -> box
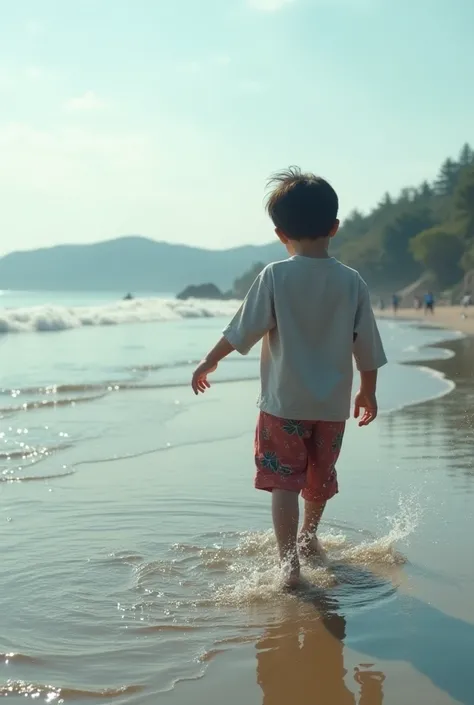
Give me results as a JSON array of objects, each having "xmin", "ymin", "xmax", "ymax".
[
  {"xmin": 299, "ymin": 500, "xmax": 327, "ymax": 562},
  {"xmin": 272, "ymin": 490, "xmax": 300, "ymax": 587}
]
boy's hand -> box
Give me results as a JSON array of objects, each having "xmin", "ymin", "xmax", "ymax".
[
  {"xmin": 354, "ymin": 390, "xmax": 378, "ymax": 426},
  {"xmin": 191, "ymin": 337, "xmax": 235, "ymax": 395},
  {"xmin": 191, "ymin": 359, "xmax": 217, "ymax": 395}
]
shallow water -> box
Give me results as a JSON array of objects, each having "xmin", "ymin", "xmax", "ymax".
[{"xmin": 1, "ymin": 296, "xmax": 474, "ymax": 704}]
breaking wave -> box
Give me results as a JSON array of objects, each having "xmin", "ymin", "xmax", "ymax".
[{"xmin": 0, "ymin": 297, "xmax": 241, "ymax": 334}]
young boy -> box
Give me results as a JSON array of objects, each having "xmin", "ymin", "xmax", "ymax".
[{"xmin": 191, "ymin": 168, "xmax": 387, "ymax": 587}]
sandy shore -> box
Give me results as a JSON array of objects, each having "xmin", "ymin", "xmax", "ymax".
[{"xmin": 377, "ymin": 304, "xmax": 474, "ymax": 335}]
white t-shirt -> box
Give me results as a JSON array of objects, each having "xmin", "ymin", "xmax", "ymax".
[{"xmin": 223, "ymin": 256, "xmax": 387, "ymax": 421}]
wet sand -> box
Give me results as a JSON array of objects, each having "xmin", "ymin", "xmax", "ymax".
[
  {"xmin": 378, "ymin": 304, "xmax": 474, "ymax": 336},
  {"xmin": 2, "ymin": 325, "xmax": 474, "ymax": 704}
]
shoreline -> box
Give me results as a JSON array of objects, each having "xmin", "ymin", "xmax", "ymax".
[
  {"xmin": 4, "ymin": 305, "xmax": 474, "ymax": 704},
  {"xmin": 376, "ymin": 305, "xmax": 474, "ymax": 337}
]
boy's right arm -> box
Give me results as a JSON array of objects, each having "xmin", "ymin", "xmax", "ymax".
[
  {"xmin": 354, "ymin": 369, "xmax": 378, "ymax": 426},
  {"xmin": 353, "ymin": 279, "xmax": 387, "ymax": 425}
]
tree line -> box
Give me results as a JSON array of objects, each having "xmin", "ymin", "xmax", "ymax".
[{"xmin": 334, "ymin": 142, "xmax": 474, "ymax": 291}]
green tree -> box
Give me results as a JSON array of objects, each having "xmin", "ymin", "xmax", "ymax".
[
  {"xmin": 459, "ymin": 143, "xmax": 474, "ymax": 167},
  {"xmin": 434, "ymin": 158, "xmax": 460, "ymax": 196},
  {"xmin": 338, "ymin": 209, "xmax": 367, "ymax": 244},
  {"xmin": 398, "ymin": 187, "xmax": 415, "ymax": 203},
  {"xmin": 326, "ymin": 142, "xmax": 474, "ymax": 291},
  {"xmin": 382, "ymin": 209, "xmax": 432, "ymax": 275},
  {"xmin": 378, "ymin": 192, "xmax": 393, "ymax": 208},
  {"xmin": 418, "ymin": 181, "xmax": 433, "ymax": 200},
  {"xmin": 410, "ymin": 227, "xmax": 464, "ymax": 287},
  {"xmin": 453, "ymin": 165, "xmax": 474, "ymax": 241},
  {"xmin": 461, "ymin": 243, "xmax": 474, "ymax": 272}
]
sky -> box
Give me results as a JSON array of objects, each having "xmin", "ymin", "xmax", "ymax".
[{"xmin": 0, "ymin": 0, "xmax": 473, "ymax": 255}]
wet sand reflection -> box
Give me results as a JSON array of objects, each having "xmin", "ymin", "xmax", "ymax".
[{"xmin": 256, "ymin": 592, "xmax": 385, "ymax": 705}]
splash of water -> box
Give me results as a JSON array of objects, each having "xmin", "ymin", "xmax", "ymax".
[{"xmin": 211, "ymin": 495, "xmax": 421, "ymax": 607}]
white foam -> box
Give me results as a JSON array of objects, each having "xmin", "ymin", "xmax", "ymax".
[
  {"xmin": 0, "ymin": 297, "xmax": 241, "ymax": 334},
  {"xmin": 211, "ymin": 495, "xmax": 421, "ymax": 607}
]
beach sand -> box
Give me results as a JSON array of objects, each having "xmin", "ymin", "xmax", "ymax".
[{"xmin": 378, "ymin": 304, "xmax": 474, "ymax": 336}]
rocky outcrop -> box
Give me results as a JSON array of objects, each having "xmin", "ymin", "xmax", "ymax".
[
  {"xmin": 176, "ymin": 283, "xmax": 228, "ymax": 300},
  {"xmin": 177, "ymin": 262, "xmax": 266, "ymax": 302}
]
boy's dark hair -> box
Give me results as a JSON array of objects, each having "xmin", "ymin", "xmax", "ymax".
[{"xmin": 266, "ymin": 166, "xmax": 339, "ymax": 240}]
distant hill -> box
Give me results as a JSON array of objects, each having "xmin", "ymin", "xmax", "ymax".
[
  {"xmin": 3, "ymin": 144, "xmax": 474, "ymax": 296},
  {"xmin": 0, "ymin": 236, "xmax": 285, "ymax": 293}
]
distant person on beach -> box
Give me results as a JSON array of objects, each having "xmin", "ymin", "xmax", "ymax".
[
  {"xmin": 191, "ymin": 168, "xmax": 387, "ymax": 588},
  {"xmin": 379, "ymin": 298, "xmax": 385, "ymax": 311},
  {"xmin": 424, "ymin": 291, "xmax": 435, "ymax": 314},
  {"xmin": 391, "ymin": 293, "xmax": 400, "ymax": 315},
  {"xmin": 461, "ymin": 292, "xmax": 472, "ymax": 318},
  {"xmin": 414, "ymin": 295, "xmax": 422, "ymax": 310}
]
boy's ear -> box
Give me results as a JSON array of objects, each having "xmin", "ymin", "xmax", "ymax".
[
  {"xmin": 329, "ymin": 220, "xmax": 340, "ymax": 238},
  {"xmin": 275, "ymin": 227, "xmax": 289, "ymax": 244}
]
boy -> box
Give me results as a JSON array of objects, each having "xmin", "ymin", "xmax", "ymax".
[{"xmin": 191, "ymin": 168, "xmax": 387, "ymax": 587}]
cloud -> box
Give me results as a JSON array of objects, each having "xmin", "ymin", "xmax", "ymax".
[
  {"xmin": 0, "ymin": 120, "xmax": 251, "ymax": 254},
  {"xmin": 0, "ymin": 123, "xmax": 151, "ymax": 201},
  {"xmin": 247, "ymin": 0, "xmax": 294, "ymax": 11},
  {"xmin": 65, "ymin": 91, "xmax": 105, "ymax": 112}
]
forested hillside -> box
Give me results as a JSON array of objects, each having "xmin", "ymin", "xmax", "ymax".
[{"xmin": 335, "ymin": 143, "xmax": 474, "ymax": 291}]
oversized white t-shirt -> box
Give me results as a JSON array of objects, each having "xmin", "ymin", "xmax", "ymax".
[{"xmin": 223, "ymin": 256, "xmax": 387, "ymax": 421}]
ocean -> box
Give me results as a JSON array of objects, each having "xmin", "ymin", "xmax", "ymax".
[{"xmin": 1, "ymin": 290, "xmax": 474, "ymax": 704}]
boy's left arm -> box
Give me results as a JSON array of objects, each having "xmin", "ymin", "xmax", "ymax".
[
  {"xmin": 191, "ymin": 270, "xmax": 275, "ymax": 395},
  {"xmin": 191, "ymin": 336, "xmax": 235, "ymax": 394}
]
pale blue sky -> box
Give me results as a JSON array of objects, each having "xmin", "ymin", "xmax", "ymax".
[{"xmin": 0, "ymin": 0, "xmax": 473, "ymax": 254}]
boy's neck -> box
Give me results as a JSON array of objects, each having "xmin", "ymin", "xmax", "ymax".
[{"xmin": 289, "ymin": 237, "xmax": 331, "ymax": 259}]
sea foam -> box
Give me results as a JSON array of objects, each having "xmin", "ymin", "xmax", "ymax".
[{"xmin": 0, "ymin": 297, "xmax": 241, "ymax": 334}]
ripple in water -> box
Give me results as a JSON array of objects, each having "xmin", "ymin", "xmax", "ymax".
[
  {"xmin": 0, "ymin": 681, "xmax": 144, "ymax": 701},
  {"xmin": 2, "ymin": 498, "xmax": 419, "ymax": 702},
  {"xmin": 114, "ymin": 495, "xmax": 420, "ymax": 636},
  {"xmin": 0, "ymin": 425, "xmax": 75, "ymax": 480},
  {"xmin": 1, "ymin": 652, "xmax": 42, "ymax": 665}
]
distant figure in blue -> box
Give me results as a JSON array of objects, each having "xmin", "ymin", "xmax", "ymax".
[
  {"xmin": 424, "ymin": 291, "xmax": 435, "ymax": 315},
  {"xmin": 391, "ymin": 293, "xmax": 400, "ymax": 315}
]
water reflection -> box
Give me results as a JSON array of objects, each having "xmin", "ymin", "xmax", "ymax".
[
  {"xmin": 337, "ymin": 565, "xmax": 474, "ymax": 705},
  {"xmin": 256, "ymin": 592, "xmax": 385, "ymax": 705},
  {"xmin": 256, "ymin": 556, "xmax": 474, "ymax": 705},
  {"xmin": 350, "ymin": 591, "xmax": 474, "ymax": 704},
  {"xmin": 380, "ymin": 336, "xmax": 474, "ymax": 483}
]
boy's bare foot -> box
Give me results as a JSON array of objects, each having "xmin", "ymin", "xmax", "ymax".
[
  {"xmin": 281, "ymin": 554, "xmax": 301, "ymax": 590},
  {"xmin": 298, "ymin": 533, "xmax": 328, "ymax": 564}
]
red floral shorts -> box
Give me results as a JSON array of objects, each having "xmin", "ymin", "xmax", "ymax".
[{"xmin": 254, "ymin": 412, "xmax": 345, "ymax": 502}]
